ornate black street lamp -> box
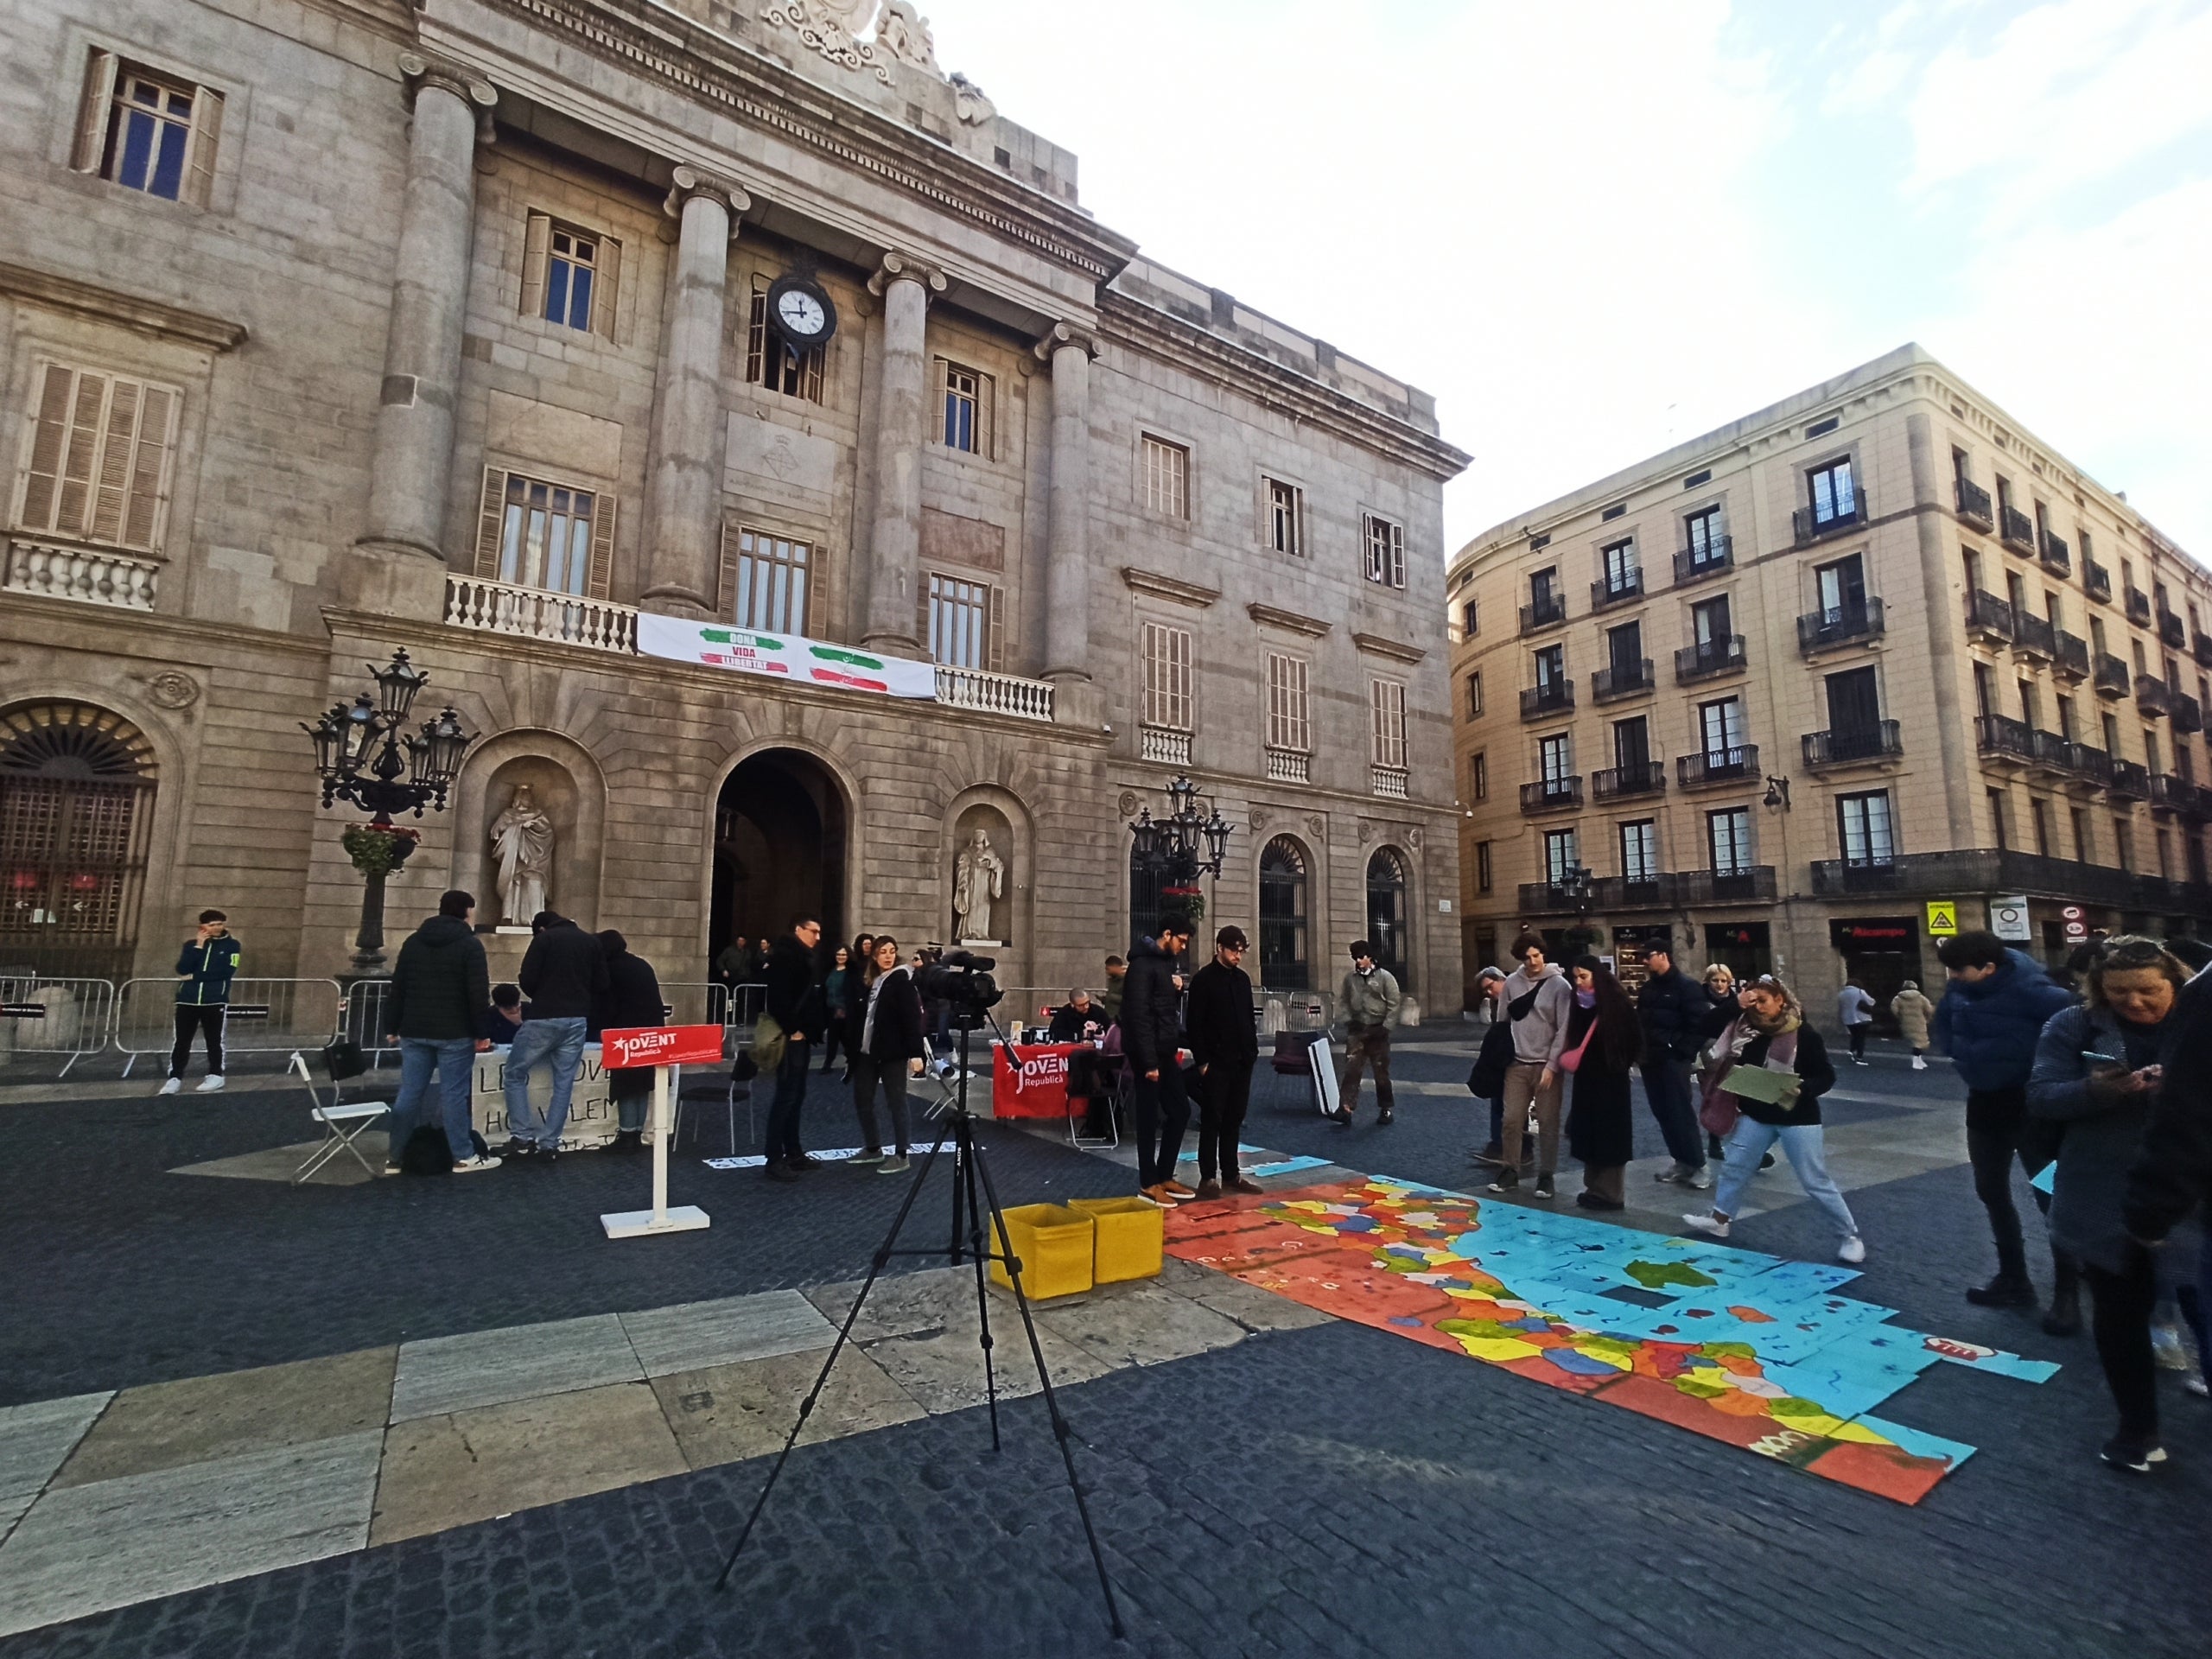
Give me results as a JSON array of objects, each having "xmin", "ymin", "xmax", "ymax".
[
  {"xmin": 302, "ymin": 649, "xmax": 474, "ymax": 974},
  {"xmin": 1127, "ymin": 772, "xmax": 1235, "ymax": 925}
]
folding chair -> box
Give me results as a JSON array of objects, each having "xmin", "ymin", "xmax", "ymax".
[
  {"xmin": 1066, "ymin": 1049, "xmax": 1121, "ymax": 1149},
  {"xmin": 290, "ymin": 1048, "xmax": 390, "ymax": 1183},
  {"xmin": 672, "ymin": 1063, "xmax": 750, "ymax": 1156}
]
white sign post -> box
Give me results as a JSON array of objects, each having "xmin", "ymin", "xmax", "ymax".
[
  {"xmin": 599, "ymin": 1025, "xmax": 721, "ymax": 1241},
  {"xmin": 1990, "ymin": 895, "xmax": 2032, "ymax": 943}
]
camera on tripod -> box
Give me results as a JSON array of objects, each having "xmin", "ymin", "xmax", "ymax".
[{"xmin": 917, "ymin": 948, "xmax": 1002, "ymax": 1029}]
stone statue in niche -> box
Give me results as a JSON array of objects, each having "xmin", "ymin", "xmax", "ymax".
[
  {"xmin": 876, "ymin": 0, "xmax": 939, "ymax": 70},
  {"xmin": 490, "ymin": 784, "xmax": 556, "ymax": 925},
  {"xmin": 951, "ymin": 829, "xmax": 1005, "ymax": 944}
]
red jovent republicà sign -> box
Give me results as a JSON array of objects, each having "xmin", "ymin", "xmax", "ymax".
[{"xmin": 602, "ymin": 1025, "xmax": 725, "ymax": 1069}]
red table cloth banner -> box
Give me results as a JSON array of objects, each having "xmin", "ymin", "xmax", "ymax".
[{"xmin": 991, "ymin": 1043, "xmax": 1084, "ymax": 1119}]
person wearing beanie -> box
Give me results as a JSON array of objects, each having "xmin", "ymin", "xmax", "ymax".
[{"xmin": 1333, "ymin": 938, "xmax": 1402, "ymax": 1126}]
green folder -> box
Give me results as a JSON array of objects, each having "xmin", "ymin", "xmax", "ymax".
[{"xmin": 1719, "ymin": 1063, "xmax": 1799, "ymax": 1104}]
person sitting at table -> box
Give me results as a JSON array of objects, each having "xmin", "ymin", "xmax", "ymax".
[
  {"xmin": 482, "ymin": 982, "xmax": 525, "ymax": 1046},
  {"xmin": 1047, "ymin": 989, "xmax": 1103, "ymax": 1043}
]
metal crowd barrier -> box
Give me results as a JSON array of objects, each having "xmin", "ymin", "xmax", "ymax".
[
  {"xmin": 1256, "ymin": 986, "xmax": 1333, "ymax": 1035},
  {"xmin": 114, "ymin": 976, "xmax": 346, "ymax": 1077},
  {"xmin": 662, "ymin": 980, "xmax": 763, "ymax": 1033},
  {"xmin": 0, "ymin": 976, "xmax": 118, "ymax": 1077}
]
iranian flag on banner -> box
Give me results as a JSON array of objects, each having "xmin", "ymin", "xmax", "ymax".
[{"xmin": 636, "ymin": 614, "xmax": 938, "ymax": 700}]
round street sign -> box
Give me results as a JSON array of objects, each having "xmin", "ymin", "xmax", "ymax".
[
  {"xmin": 2065, "ymin": 920, "xmax": 2088, "ymax": 939},
  {"xmin": 2062, "ymin": 906, "xmax": 2084, "ymax": 920}
]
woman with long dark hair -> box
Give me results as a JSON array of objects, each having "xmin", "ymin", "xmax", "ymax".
[
  {"xmin": 849, "ymin": 935, "xmax": 925, "ymax": 1173},
  {"xmin": 1563, "ymin": 956, "xmax": 1643, "ymax": 1210}
]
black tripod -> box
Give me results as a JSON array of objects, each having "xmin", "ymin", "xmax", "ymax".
[{"xmin": 715, "ymin": 1014, "xmax": 1125, "ymax": 1638}]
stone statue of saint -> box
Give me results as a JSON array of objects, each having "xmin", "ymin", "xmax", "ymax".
[
  {"xmin": 490, "ymin": 784, "xmax": 556, "ymax": 925},
  {"xmin": 951, "ymin": 829, "xmax": 1005, "ymax": 942}
]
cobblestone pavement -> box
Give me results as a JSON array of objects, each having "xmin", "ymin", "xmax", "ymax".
[{"xmin": 3, "ymin": 1031, "xmax": 2208, "ymax": 1657}]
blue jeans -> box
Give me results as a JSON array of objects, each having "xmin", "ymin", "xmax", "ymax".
[
  {"xmin": 389, "ymin": 1037, "xmax": 478, "ymax": 1163},
  {"xmin": 503, "ymin": 1017, "xmax": 588, "ymax": 1148},
  {"xmin": 1713, "ymin": 1116, "xmax": 1859, "ymax": 1241},
  {"xmin": 766, "ymin": 1039, "xmax": 811, "ymax": 1162},
  {"xmin": 1640, "ymin": 1055, "xmax": 1705, "ymax": 1169}
]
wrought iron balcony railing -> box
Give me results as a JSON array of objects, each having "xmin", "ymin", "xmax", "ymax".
[
  {"xmin": 1676, "ymin": 745, "xmax": 1758, "ymax": 789},
  {"xmin": 1797, "ymin": 597, "xmax": 1885, "ymax": 654},
  {"xmin": 1803, "ymin": 721, "xmax": 1904, "ymax": 767},
  {"xmin": 1954, "ymin": 479, "xmax": 1993, "ymax": 529},
  {"xmin": 1675, "ymin": 637, "xmax": 1746, "ymax": 682}
]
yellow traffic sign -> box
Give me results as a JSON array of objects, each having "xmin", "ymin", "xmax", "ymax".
[{"xmin": 1925, "ymin": 900, "xmax": 1958, "ymax": 937}]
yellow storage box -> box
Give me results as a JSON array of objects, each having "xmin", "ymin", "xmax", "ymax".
[
  {"xmin": 1068, "ymin": 1196, "xmax": 1166, "ymax": 1284},
  {"xmin": 988, "ymin": 1204, "xmax": 1096, "ymax": 1300}
]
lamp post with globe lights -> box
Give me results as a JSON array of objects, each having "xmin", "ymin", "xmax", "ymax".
[{"xmin": 302, "ymin": 648, "xmax": 473, "ymax": 974}]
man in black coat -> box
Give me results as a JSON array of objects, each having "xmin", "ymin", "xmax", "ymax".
[
  {"xmin": 1185, "ymin": 925, "xmax": 1261, "ymax": 1198},
  {"xmin": 594, "ymin": 931, "xmax": 666, "ymax": 1154},
  {"xmin": 1122, "ymin": 913, "xmax": 1194, "ymax": 1204},
  {"xmin": 505, "ymin": 910, "xmax": 610, "ymax": 1159},
  {"xmin": 1636, "ymin": 944, "xmax": 1712, "ymax": 1191},
  {"xmin": 384, "ymin": 890, "xmax": 496, "ymax": 1172},
  {"xmin": 761, "ymin": 915, "xmax": 827, "ymax": 1179}
]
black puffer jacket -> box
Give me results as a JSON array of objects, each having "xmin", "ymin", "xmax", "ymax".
[
  {"xmin": 385, "ymin": 913, "xmax": 490, "ymax": 1041},
  {"xmin": 764, "ymin": 933, "xmax": 826, "ymax": 1039},
  {"xmin": 518, "ymin": 918, "xmax": 608, "ymax": 1020},
  {"xmin": 1636, "ymin": 965, "xmax": 1705, "ymax": 1064},
  {"xmin": 1119, "ymin": 937, "xmax": 1185, "ymax": 1076}
]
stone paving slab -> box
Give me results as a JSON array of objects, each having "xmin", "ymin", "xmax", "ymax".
[
  {"xmin": 618, "ymin": 1289, "xmax": 835, "ymax": 1377},
  {"xmin": 652, "ymin": 1347, "xmax": 927, "ymax": 1465},
  {"xmin": 389, "ymin": 1313, "xmax": 642, "ymax": 1422},
  {"xmin": 0, "ymin": 1395, "xmax": 110, "ymax": 1509},
  {"xmin": 369, "ymin": 1382, "xmax": 686, "ymax": 1547},
  {"xmin": 54, "ymin": 1349, "xmax": 395, "ymax": 1489},
  {"xmin": 1035, "ymin": 1280, "xmax": 1254, "ymax": 1370},
  {"xmin": 0, "ymin": 1430, "xmax": 382, "ymax": 1637}
]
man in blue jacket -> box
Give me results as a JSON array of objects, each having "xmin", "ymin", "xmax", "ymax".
[
  {"xmin": 1935, "ymin": 929, "xmax": 2077, "ymax": 1320},
  {"xmin": 162, "ymin": 909, "xmax": 240, "ymax": 1096}
]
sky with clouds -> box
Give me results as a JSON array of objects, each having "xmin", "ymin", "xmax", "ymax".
[{"xmin": 912, "ymin": 0, "xmax": 2212, "ymax": 562}]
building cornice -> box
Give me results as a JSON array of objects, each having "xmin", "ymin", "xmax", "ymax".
[
  {"xmin": 3, "ymin": 591, "xmax": 327, "ymax": 658},
  {"xmin": 1246, "ymin": 602, "xmax": 1330, "ymax": 638},
  {"xmin": 1351, "ymin": 631, "xmax": 1425, "ymax": 665},
  {"xmin": 0, "ymin": 262, "xmax": 248, "ymax": 353},
  {"xmin": 463, "ymin": 0, "xmax": 1139, "ymax": 284},
  {"xmin": 1100, "ymin": 293, "xmax": 1470, "ymax": 484},
  {"xmin": 1122, "ymin": 568, "xmax": 1219, "ymax": 607}
]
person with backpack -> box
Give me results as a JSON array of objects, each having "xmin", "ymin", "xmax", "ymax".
[
  {"xmin": 1491, "ymin": 934, "xmax": 1573, "ymax": 1198},
  {"xmin": 1637, "ymin": 943, "xmax": 1711, "ymax": 1190},
  {"xmin": 382, "ymin": 890, "xmax": 499, "ymax": 1173},
  {"xmin": 1564, "ymin": 957, "xmax": 1643, "ymax": 1211},
  {"xmin": 505, "ymin": 910, "xmax": 609, "ymax": 1160},
  {"xmin": 593, "ymin": 931, "xmax": 665, "ymax": 1154},
  {"xmin": 162, "ymin": 908, "xmax": 241, "ymax": 1096},
  {"xmin": 1933, "ymin": 929, "xmax": 2077, "ymax": 1316}
]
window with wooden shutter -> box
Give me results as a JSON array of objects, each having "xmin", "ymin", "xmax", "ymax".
[
  {"xmin": 925, "ymin": 569, "xmax": 1001, "ymax": 668},
  {"xmin": 83, "ymin": 59, "xmax": 220, "ymax": 205},
  {"xmin": 1141, "ymin": 435, "xmax": 1189, "ymax": 518},
  {"xmin": 1267, "ymin": 652, "xmax": 1309, "ymax": 752},
  {"xmin": 14, "ymin": 361, "xmax": 179, "ymax": 553},
  {"xmin": 1363, "ymin": 512, "xmax": 1404, "ymax": 588},
  {"xmin": 1143, "ymin": 623, "xmax": 1193, "ymax": 731},
  {"xmin": 936, "ymin": 357, "xmax": 994, "ymax": 458},
  {"xmin": 744, "ymin": 276, "xmax": 825, "ymax": 402},
  {"xmin": 1266, "ymin": 477, "xmax": 1304, "ymax": 556},
  {"xmin": 1370, "ymin": 678, "xmax": 1408, "ymax": 769},
  {"xmin": 518, "ymin": 214, "xmax": 551, "ymax": 325},
  {"xmin": 473, "ymin": 466, "xmax": 613, "ymax": 599},
  {"xmin": 520, "ymin": 213, "xmax": 622, "ymax": 343}
]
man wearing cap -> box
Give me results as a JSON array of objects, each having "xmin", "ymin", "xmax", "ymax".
[{"xmin": 1334, "ymin": 939, "xmax": 1403, "ymax": 1125}]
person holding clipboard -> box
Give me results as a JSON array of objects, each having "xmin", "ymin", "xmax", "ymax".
[{"xmin": 1681, "ymin": 974, "xmax": 1866, "ymax": 1265}]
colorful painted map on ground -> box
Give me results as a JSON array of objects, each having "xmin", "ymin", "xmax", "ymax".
[{"xmin": 1165, "ymin": 1174, "xmax": 2058, "ymax": 1504}]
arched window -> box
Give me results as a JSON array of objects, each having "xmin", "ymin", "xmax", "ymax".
[
  {"xmin": 0, "ymin": 702, "xmax": 156, "ymax": 979},
  {"xmin": 1257, "ymin": 836, "xmax": 1309, "ymax": 989},
  {"xmin": 1365, "ymin": 847, "xmax": 1409, "ymax": 991}
]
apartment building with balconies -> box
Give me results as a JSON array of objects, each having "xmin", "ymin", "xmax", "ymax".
[{"xmin": 1446, "ymin": 344, "xmax": 2212, "ymax": 1019}]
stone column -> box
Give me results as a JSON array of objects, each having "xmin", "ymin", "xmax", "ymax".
[
  {"xmin": 1906, "ymin": 410, "xmax": 1977, "ymax": 846},
  {"xmin": 642, "ymin": 167, "xmax": 747, "ymax": 618},
  {"xmin": 863, "ymin": 252, "xmax": 947, "ymax": 653},
  {"xmin": 349, "ymin": 53, "xmax": 496, "ymax": 617},
  {"xmin": 1036, "ymin": 321, "xmax": 1099, "ymax": 717}
]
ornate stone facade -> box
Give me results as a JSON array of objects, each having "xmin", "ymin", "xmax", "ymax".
[{"xmin": 0, "ymin": 0, "xmax": 1467, "ymax": 1001}]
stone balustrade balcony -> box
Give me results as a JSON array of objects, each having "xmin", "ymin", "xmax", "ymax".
[{"xmin": 4, "ymin": 539, "xmax": 160, "ymax": 611}]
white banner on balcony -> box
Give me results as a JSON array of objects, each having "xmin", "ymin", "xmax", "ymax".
[{"xmin": 636, "ymin": 614, "xmax": 936, "ymax": 699}]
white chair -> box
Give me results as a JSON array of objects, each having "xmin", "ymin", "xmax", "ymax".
[{"xmin": 289, "ymin": 1049, "xmax": 390, "ymax": 1182}]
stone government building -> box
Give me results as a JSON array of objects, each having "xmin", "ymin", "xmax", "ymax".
[{"xmin": 0, "ymin": 0, "xmax": 1470, "ymax": 1001}]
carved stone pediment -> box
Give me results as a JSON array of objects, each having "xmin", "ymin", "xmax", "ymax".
[{"xmin": 1248, "ymin": 602, "xmax": 1329, "ymax": 638}]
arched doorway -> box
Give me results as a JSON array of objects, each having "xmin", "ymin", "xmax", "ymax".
[
  {"xmin": 1257, "ymin": 836, "xmax": 1310, "ymax": 989},
  {"xmin": 1365, "ymin": 846, "xmax": 1409, "ymax": 991},
  {"xmin": 0, "ymin": 702, "xmax": 156, "ymax": 980},
  {"xmin": 709, "ymin": 749, "xmax": 846, "ymax": 972}
]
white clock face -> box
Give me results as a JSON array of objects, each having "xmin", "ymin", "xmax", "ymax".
[{"xmin": 777, "ymin": 289, "xmax": 827, "ymax": 337}]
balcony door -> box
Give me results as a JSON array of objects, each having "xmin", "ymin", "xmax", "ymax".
[
  {"xmin": 1534, "ymin": 644, "xmax": 1565, "ymax": 695},
  {"xmin": 1826, "ymin": 665, "xmax": 1881, "ymax": 734},
  {"xmin": 1606, "ymin": 620, "xmax": 1643, "ymax": 677},
  {"xmin": 1815, "ymin": 555, "xmax": 1866, "ymax": 622},
  {"xmin": 1613, "ymin": 716, "xmax": 1650, "ymax": 773},
  {"xmin": 1699, "ymin": 696, "xmax": 1745, "ymax": 761}
]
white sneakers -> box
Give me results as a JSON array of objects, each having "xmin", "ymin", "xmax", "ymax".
[
  {"xmin": 1681, "ymin": 1213, "xmax": 1731, "ymax": 1239},
  {"xmin": 1910, "ymin": 1056, "xmax": 1928, "ymax": 1071},
  {"xmin": 157, "ymin": 1077, "xmax": 182, "ymax": 1096},
  {"xmin": 1838, "ymin": 1236, "xmax": 1867, "ymax": 1264},
  {"xmin": 451, "ymin": 1154, "xmax": 503, "ymax": 1173},
  {"xmin": 196, "ymin": 1075, "xmax": 225, "ymax": 1093}
]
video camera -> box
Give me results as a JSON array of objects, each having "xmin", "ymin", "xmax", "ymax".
[{"xmin": 917, "ymin": 948, "xmax": 1002, "ymax": 1029}]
